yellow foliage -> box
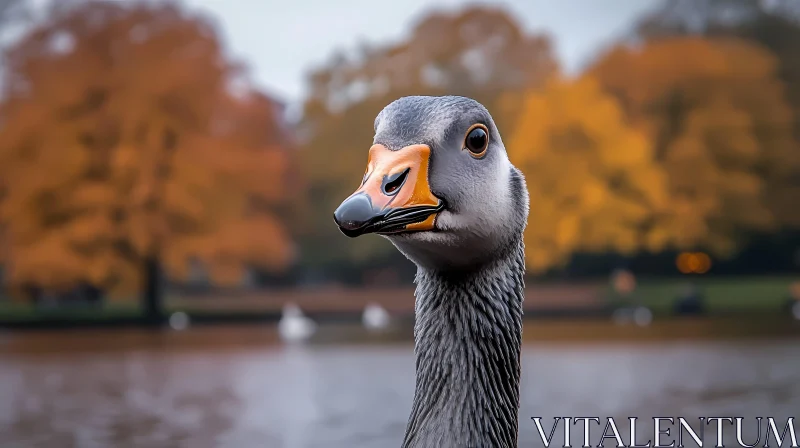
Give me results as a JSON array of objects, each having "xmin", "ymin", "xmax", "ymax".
[
  {"xmin": 0, "ymin": 2, "xmax": 294, "ymax": 296},
  {"xmin": 506, "ymin": 76, "xmax": 670, "ymax": 272}
]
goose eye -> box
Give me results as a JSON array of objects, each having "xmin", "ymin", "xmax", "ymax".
[{"xmin": 464, "ymin": 125, "xmax": 488, "ymax": 157}]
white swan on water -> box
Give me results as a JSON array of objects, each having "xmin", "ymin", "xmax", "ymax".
[
  {"xmin": 612, "ymin": 306, "xmax": 653, "ymax": 327},
  {"xmin": 168, "ymin": 311, "xmax": 190, "ymax": 331},
  {"xmin": 278, "ymin": 303, "xmax": 316, "ymax": 343},
  {"xmin": 362, "ymin": 302, "xmax": 390, "ymax": 331}
]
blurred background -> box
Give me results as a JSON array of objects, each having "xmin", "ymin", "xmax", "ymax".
[{"xmin": 0, "ymin": 0, "xmax": 799, "ymax": 446}]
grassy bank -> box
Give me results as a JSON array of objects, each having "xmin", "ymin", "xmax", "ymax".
[
  {"xmin": 605, "ymin": 276, "xmax": 796, "ymax": 313},
  {"xmin": 0, "ymin": 275, "xmax": 796, "ymax": 326}
]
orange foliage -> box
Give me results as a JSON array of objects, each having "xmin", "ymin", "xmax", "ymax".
[
  {"xmin": 591, "ymin": 37, "xmax": 799, "ymax": 253},
  {"xmin": 0, "ymin": 1, "xmax": 293, "ymax": 295}
]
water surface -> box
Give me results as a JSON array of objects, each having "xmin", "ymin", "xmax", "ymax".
[{"xmin": 1, "ymin": 324, "xmax": 798, "ymax": 447}]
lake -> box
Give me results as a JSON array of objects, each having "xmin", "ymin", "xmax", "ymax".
[{"xmin": 1, "ymin": 321, "xmax": 798, "ymax": 447}]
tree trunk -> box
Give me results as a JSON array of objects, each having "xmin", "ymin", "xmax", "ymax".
[{"xmin": 142, "ymin": 256, "xmax": 164, "ymax": 324}]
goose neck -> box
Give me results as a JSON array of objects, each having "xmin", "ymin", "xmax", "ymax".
[{"xmin": 402, "ymin": 239, "xmax": 525, "ymax": 448}]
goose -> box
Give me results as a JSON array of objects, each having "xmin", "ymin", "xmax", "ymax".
[
  {"xmin": 333, "ymin": 96, "xmax": 529, "ymax": 448},
  {"xmin": 278, "ymin": 302, "xmax": 317, "ymax": 343},
  {"xmin": 362, "ymin": 302, "xmax": 391, "ymax": 331}
]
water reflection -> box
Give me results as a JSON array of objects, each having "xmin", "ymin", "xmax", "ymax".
[{"xmin": 0, "ymin": 326, "xmax": 798, "ymax": 447}]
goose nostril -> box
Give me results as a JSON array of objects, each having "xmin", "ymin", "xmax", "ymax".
[{"xmin": 382, "ymin": 168, "xmax": 409, "ymax": 196}]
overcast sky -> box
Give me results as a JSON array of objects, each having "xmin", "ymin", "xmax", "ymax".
[{"xmin": 186, "ymin": 0, "xmax": 660, "ymax": 107}]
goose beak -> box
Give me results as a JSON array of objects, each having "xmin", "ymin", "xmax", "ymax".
[{"xmin": 333, "ymin": 144, "xmax": 444, "ymax": 238}]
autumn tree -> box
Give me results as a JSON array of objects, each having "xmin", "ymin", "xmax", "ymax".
[
  {"xmin": 505, "ymin": 76, "xmax": 671, "ymax": 272},
  {"xmin": 636, "ymin": 0, "xmax": 800, "ymax": 140},
  {"xmin": 589, "ymin": 37, "xmax": 798, "ymax": 256},
  {"xmin": 298, "ymin": 6, "xmax": 558, "ymax": 275},
  {"xmin": 635, "ymin": 0, "xmax": 800, "ymax": 35},
  {"xmin": 0, "ymin": 1, "xmax": 294, "ymax": 307}
]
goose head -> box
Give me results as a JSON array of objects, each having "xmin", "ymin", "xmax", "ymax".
[{"xmin": 333, "ymin": 96, "xmax": 528, "ymax": 271}]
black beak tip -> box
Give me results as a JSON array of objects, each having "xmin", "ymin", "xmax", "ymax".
[
  {"xmin": 335, "ymin": 224, "xmax": 365, "ymax": 238},
  {"xmin": 333, "ymin": 194, "xmax": 376, "ymax": 238}
]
